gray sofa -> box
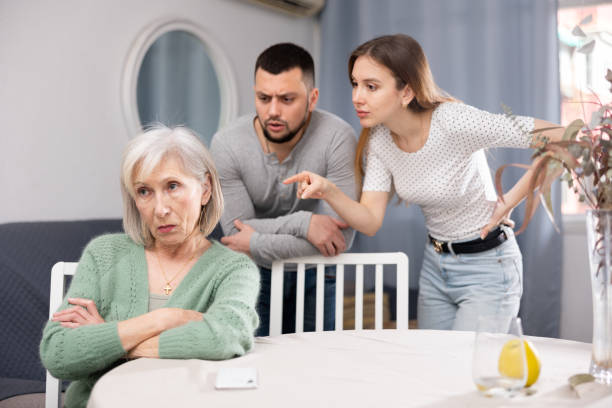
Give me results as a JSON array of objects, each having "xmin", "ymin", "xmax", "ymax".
[{"xmin": 0, "ymin": 219, "xmax": 124, "ymax": 405}]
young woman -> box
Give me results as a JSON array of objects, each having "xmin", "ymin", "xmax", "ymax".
[{"xmin": 285, "ymin": 34, "xmax": 563, "ymax": 331}]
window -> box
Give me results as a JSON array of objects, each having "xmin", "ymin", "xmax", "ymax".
[{"xmin": 558, "ymin": 2, "xmax": 612, "ymax": 214}]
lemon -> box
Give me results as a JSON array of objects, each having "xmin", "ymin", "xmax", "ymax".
[{"xmin": 498, "ymin": 339, "xmax": 541, "ymax": 387}]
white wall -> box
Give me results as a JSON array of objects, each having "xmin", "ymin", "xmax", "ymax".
[{"xmin": 0, "ymin": 0, "xmax": 317, "ymax": 223}]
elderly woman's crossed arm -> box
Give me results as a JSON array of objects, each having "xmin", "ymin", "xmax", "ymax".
[{"xmin": 39, "ymin": 243, "xmax": 259, "ymax": 381}]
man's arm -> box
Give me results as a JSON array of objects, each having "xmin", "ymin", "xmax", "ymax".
[
  {"xmin": 248, "ymin": 232, "xmax": 320, "ymax": 267},
  {"xmin": 310, "ymin": 125, "xmax": 358, "ymax": 249},
  {"xmin": 211, "ymin": 126, "xmax": 355, "ymax": 262},
  {"xmin": 256, "ymin": 124, "xmax": 358, "ymax": 259},
  {"xmin": 222, "ymin": 215, "xmax": 348, "ymax": 261}
]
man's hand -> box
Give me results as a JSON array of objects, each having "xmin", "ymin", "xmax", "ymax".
[
  {"xmin": 307, "ymin": 214, "xmax": 349, "ymax": 257},
  {"xmin": 52, "ymin": 298, "xmax": 105, "ymax": 328},
  {"xmin": 480, "ymin": 197, "xmax": 515, "ymax": 239},
  {"xmin": 220, "ymin": 219, "xmax": 254, "ymax": 256}
]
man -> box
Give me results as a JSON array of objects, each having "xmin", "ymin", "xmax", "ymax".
[{"xmin": 210, "ymin": 43, "xmax": 357, "ymax": 336}]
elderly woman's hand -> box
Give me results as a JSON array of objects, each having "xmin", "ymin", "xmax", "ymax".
[
  {"xmin": 126, "ymin": 337, "xmax": 160, "ymax": 359},
  {"xmin": 156, "ymin": 308, "xmax": 204, "ymax": 330},
  {"xmin": 120, "ymin": 308, "xmax": 204, "ymax": 358},
  {"xmin": 52, "ymin": 298, "xmax": 105, "ymax": 328}
]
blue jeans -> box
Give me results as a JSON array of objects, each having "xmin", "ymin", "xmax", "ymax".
[
  {"xmin": 256, "ymin": 266, "xmax": 336, "ymax": 336},
  {"xmin": 417, "ymin": 226, "xmax": 523, "ymax": 331}
]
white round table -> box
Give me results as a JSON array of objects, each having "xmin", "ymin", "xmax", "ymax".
[{"xmin": 88, "ymin": 329, "xmax": 611, "ymax": 407}]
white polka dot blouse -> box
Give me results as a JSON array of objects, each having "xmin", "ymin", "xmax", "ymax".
[{"xmin": 362, "ymin": 101, "xmax": 534, "ymax": 241}]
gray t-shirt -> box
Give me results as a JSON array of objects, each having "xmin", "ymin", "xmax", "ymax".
[{"xmin": 210, "ymin": 109, "xmax": 357, "ymax": 267}]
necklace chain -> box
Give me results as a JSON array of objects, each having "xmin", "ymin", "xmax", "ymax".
[{"xmin": 154, "ymin": 250, "xmax": 197, "ymax": 295}]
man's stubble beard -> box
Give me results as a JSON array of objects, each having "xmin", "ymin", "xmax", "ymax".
[{"xmin": 259, "ymin": 101, "xmax": 310, "ymax": 145}]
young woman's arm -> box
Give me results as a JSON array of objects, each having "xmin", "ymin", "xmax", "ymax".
[
  {"xmin": 284, "ymin": 171, "xmax": 390, "ymax": 236},
  {"xmin": 480, "ymin": 119, "xmax": 565, "ymax": 238}
]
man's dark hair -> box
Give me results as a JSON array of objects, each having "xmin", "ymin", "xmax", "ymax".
[{"xmin": 255, "ymin": 43, "xmax": 315, "ymax": 89}]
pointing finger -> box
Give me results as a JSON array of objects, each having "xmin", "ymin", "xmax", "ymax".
[{"xmin": 283, "ymin": 172, "xmax": 310, "ymax": 185}]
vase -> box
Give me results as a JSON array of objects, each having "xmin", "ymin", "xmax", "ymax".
[{"xmin": 586, "ymin": 209, "xmax": 612, "ymax": 385}]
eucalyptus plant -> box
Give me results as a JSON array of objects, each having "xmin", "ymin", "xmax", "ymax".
[{"xmin": 496, "ymin": 69, "xmax": 612, "ymax": 234}]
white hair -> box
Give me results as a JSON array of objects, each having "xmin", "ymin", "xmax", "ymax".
[{"xmin": 120, "ymin": 125, "xmax": 223, "ymax": 246}]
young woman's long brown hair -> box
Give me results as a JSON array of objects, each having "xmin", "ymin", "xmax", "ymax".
[{"xmin": 349, "ymin": 34, "xmax": 456, "ymax": 186}]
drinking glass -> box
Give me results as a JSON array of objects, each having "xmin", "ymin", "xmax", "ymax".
[{"xmin": 472, "ymin": 315, "xmax": 527, "ymax": 397}]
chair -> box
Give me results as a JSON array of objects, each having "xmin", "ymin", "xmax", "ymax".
[
  {"xmin": 269, "ymin": 252, "xmax": 409, "ymax": 336},
  {"xmin": 45, "ymin": 262, "xmax": 77, "ymax": 408}
]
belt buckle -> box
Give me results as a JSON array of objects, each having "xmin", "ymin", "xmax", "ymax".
[{"xmin": 433, "ymin": 239, "xmax": 444, "ymax": 253}]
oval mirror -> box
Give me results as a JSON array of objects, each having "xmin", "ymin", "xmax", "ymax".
[{"xmin": 122, "ymin": 20, "xmax": 237, "ymax": 145}]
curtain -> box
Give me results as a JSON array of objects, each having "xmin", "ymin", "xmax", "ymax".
[{"xmin": 318, "ymin": 0, "xmax": 562, "ymax": 337}]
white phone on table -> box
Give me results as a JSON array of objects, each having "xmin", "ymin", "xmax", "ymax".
[{"xmin": 215, "ymin": 367, "xmax": 258, "ymax": 389}]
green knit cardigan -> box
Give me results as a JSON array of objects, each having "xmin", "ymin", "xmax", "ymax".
[{"xmin": 40, "ymin": 234, "xmax": 260, "ymax": 408}]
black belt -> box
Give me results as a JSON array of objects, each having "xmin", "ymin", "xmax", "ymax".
[{"xmin": 428, "ymin": 227, "xmax": 507, "ymax": 254}]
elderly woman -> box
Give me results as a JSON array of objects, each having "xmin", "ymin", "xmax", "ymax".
[{"xmin": 40, "ymin": 126, "xmax": 260, "ymax": 408}]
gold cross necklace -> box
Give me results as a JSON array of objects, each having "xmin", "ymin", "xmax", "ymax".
[{"xmin": 154, "ymin": 250, "xmax": 197, "ymax": 295}]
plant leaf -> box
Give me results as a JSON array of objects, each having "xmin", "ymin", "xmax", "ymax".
[
  {"xmin": 590, "ymin": 109, "xmax": 603, "ymax": 128},
  {"xmin": 494, "ymin": 163, "xmax": 532, "ymax": 202},
  {"xmin": 568, "ymin": 144, "xmax": 583, "ymax": 158},
  {"xmin": 562, "ymin": 119, "xmax": 585, "ymax": 141},
  {"xmin": 572, "ymin": 25, "xmax": 587, "ymax": 38},
  {"xmin": 545, "ymin": 144, "xmax": 580, "ymax": 169},
  {"xmin": 539, "ymin": 165, "xmax": 564, "ymax": 232},
  {"xmin": 577, "ymin": 39, "xmax": 596, "ymax": 54},
  {"xmin": 584, "ymin": 160, "xmax": 596, "ymax": 176},
  {"xmin": 516, "ymin": 157, "xmax": 550, "ymax": 235},
  {"xmin": 539, "ymin": 191, "xmax": 560, "ymax": 233},
  {"xmin": 531, "ymin": 126, "xmax": 564, "ymax": 133},
  {"xmin": 579, "ymin": 14, "xmax": 593, "ymax": 25}
]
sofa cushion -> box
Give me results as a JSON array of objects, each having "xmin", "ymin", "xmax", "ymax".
[{"xmin": 0, "ymin": 219, "xmax": 124, "ymax": 383}]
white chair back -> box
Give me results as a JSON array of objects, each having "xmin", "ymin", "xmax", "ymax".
[
  {"xmin": 269, "ymin": 252, "xmax": 409, "ymax": 336},
  {"xmin": 46, "ymin": 262, "xmax": 77, "ymax": 408}
]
